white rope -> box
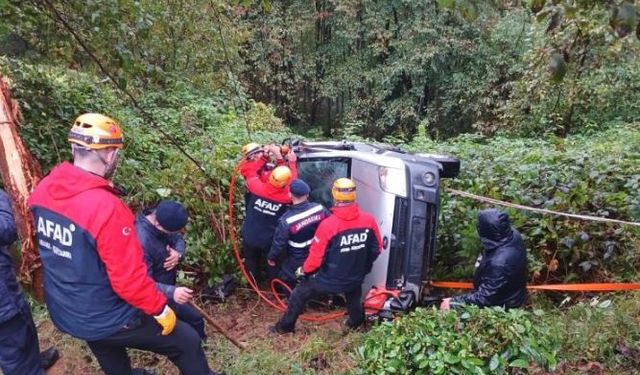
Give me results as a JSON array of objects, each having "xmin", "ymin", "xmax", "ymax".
[{"xmin": 446, "ymin": 188, "xmax": 640, "ymax": 227}]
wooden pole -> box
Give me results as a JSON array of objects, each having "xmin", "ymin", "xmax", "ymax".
[
  {"xmin": 0, "ymin": 75, "xmax": 44, "ymax": 300},
  {"xmin": 189, "ymin": 301, "xmax": 246, "ymax": 350}
]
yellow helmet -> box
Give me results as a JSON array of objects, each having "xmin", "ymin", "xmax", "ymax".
[
  {"xmin": 332, "ymin": 178, "xmax": 356, "ymax": 203},
  {"xmin": 68, "ymin": 113, "xmax": 124, "ymax": 149},
  {"xmin": 242, "ymin": 142, "xmax": 262, "ymax": 158},
  {"xmin": 269, "ymin": 166, "xmax": 293, "ymax": 189}
]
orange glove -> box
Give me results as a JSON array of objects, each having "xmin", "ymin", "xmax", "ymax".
[{"xmin": 153, "ymin": 305, "xmax": 177, "ymax": 335}]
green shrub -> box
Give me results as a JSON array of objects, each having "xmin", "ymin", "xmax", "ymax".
[
  {"xmin": 3, "ymin": 56, "xmax": 639, "ymax": 287},
  {"xmin": 0, "ymin": 57, "xmax": 294, "ymax": 286},
  {"xmin": 406, "ymin": 123, "xmax": 640, "ymax": 283},
  {"xmin": 355, "ymin": 306, "xmax": 559, "ymax": 374},
  {"xmin": 553, "ymin": 293, "xmax": 640, "ymax": 372}
]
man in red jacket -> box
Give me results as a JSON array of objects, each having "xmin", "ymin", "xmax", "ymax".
[
  {"xmin": 29, "ymin": 114, "xmax": 221, "ymax": 375},
  {"xmin": 270, "ymin": 178, "xmax": 382, "ymax": 334},
  {"xmin": 240, "ymin": 144, "xmax": 297, "ymax": 282}
]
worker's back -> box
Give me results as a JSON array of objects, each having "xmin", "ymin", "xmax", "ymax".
[
  {"xmin": 28, "ymin": 162, "xmax": 140, "ymax": 340},
  {"xmin": 313, "ymin": 203, "xmax": 382, "ymax": 292}
]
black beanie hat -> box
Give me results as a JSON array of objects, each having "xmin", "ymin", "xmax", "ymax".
[{"xmin": 156, "ymin": 200, "xmax": 188, "ymax": 232}]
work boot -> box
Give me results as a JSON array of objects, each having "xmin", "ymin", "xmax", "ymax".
[
  {"xmin": 268, "ymin": 323, "xmax": 293, "ymax": 335},
  {"xmin": 341, "ymin": 318, "xmax": 367, "ymax": 336},
  {"xmin": 40, "ymin": 347, "xmax": 59, "ymax": 370}
]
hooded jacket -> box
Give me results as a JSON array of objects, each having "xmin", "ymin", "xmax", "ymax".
[
  {"xmin": 303, "ymin": 203, "xmax": 382, "ymax": 293},
  {"xmin": 240, "ymin": 157, "xmax": 298, "ymax": 249},
  {"xmin": 28, "ymin": 162, "xmax": 166, "ymax": 340},
  {"xmin": 452, "ymin": 209, "xmax": 527, "ymax": 309},
  {"xmin": 267, "ymin": 200, "xmax": 330, "ymax": 280},
  {"xmin": 0, "ymin": 189, "xmax": 24, "ymax": 324},
  {"xmin": 135, "ymin": 208, "xmax": 186, "ymax": 299}
]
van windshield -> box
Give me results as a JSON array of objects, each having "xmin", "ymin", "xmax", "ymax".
[{"xmin": 297, "ymin": 157, "xmax": 350, "ymax": 208}]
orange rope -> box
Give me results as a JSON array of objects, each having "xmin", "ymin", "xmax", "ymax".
[{"xmin": 430, "ymin": 281, "xmax": 640, "ymax": 292}]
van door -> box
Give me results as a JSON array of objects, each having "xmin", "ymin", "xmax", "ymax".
[{"xmin": 350, "ymin": 158, "xmax": 401, "ymax": 295}]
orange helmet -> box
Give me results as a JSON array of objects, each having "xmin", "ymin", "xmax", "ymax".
[
  {"xmin": 332, "ymin": 178, "xmax": 356, "ymax": 203},
  {"xmin": 269, "ymin": 166, "xmax": 292, "ymax": 189},
  {"xmin": 242, "ymin": 142, "xmax": 262, "ymax": 158},
  {"xmin": 68, "ymin": 113, "xmax": 124, "ymax": 149}
]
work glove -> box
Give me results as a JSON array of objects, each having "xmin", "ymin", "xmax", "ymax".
[
  {"xmin": 295, "ymin": 266, "xmax": 305, "ymax": 279},
  {"xmin": 153, "ymin": 305, "xmax": 177, "ymax": 336}
]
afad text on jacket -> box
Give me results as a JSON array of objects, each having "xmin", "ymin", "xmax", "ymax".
[
  {"xmin": 303, "ymin": 203, "xmax": 382, "ymax": 293},
  {"xmin": 240, "ymin": 157, "xmax": 297, "ymax": 249},
  {"xmin": 28, "ymin": 162, "xmax": 166, "ymax": 341}
]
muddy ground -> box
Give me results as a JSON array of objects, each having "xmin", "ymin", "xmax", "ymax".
[{"xmin": 37, "ymin": 289, "xmax": 360, "ymax": 375}]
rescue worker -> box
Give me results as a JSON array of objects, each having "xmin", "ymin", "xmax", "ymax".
[
  {"xmin": 239, "ymin": 143, "xmax": 268, "ymax": 182},
  {"xmin": 240, "ymin": 145, "xmax": 297, "ymax": 282},
  {"xmin": 266, "ymin": 179, "xmax": 330, "ymax": 288},
  {"xmin": 28, "ymin": 113, "xmax": 221, "ymax": 375},
  {"xmin": 239, "ymin": 143, "xmax": 292, "ymax": 183},
  {"xmin": 0, "ymin": 189, "xmax": 59, "ymax": 375},
  {"xmin": 135, "ymin": 200, "xmax": 206, "ymax": 340},
  {"xmin": 440, "ymin": 209, "xmax": 527, "ymax": 310},
  {"xmin": 270, "ymin": 178, "xmax": 382, "ymax": 334}
]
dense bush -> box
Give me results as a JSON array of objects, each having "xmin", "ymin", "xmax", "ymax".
[
  {"xmin": 3, "ymin": 56, "xmax": 639, "ymax": 287},
  {"xmin": 0, "ymin": 57, "xmax": 291, "ymax": 286},
  {"xmin": 406, "ymin": 124, "xmax": 640, "ymax": 283},
  {"xmin": 552, "ymin": 294, "xmax": 640, "ymax": 372},
  {"xmin": 355, "ymin": 306, "xmax": 559, "ymax": 374}
]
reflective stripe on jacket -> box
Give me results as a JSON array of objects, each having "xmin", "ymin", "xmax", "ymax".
[{"xmin": 267, "ymin": 201, "xmax": 330, "ymax": 280}]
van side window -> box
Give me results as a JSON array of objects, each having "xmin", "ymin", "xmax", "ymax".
[{"xmin": 297, "ymin": 158, "xmax": 350, "ymax": 208}]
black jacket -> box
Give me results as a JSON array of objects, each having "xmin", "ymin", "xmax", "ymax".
[
  {"xmin": 267, "ymin": 201, "xmax": 330, "ymax": 280},
  {"xmin": 452, "ymin": 209, "xmax": 527, "ymax": 309},
  {"xmin": 135, "ymin": 208, "xmax": 186, "ymax": 299},
  {"xmin": 0, "ymin": 190, "xmax": 23, "ymax": 323}
]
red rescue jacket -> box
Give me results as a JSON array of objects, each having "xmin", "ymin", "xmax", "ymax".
[
  {"xmin": 304, "ymin": 203, "xmax": 382, "ymax": 293},
  {"xmin": 239, "ymin": 156, "xmax": 298, "ymax": 248},
  {"xmin": 28, "ymin": 162, "xmax": 166, "ymax": 340}
]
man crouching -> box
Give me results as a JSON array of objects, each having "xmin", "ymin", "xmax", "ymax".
[{"xmin": 270, "ymin": 178, "xmax": 382, "ymax": 334}]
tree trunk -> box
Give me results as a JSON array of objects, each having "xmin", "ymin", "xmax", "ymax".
[{"xmin": 0, "ymin": 76, "xmax": 44, "ymax": 301}]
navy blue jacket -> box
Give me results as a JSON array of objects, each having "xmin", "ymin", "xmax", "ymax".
[
  {"xmin": 267, "ymin": 201, "xmax": 330, "ymax": 280},
  {"xmin": 241, "ymin": 193, "xmax": 289, "ymax": 249},
  {"xmin": 452, "ymin": 209, "xmax": 528, "ymax": 309},
  {"xmin": 135, "ymin": 209, "xmax": 186, "ymax": 299},
  {"xmin": 0, "ymin": 190, "xmax": 23, "ymax": 324}
]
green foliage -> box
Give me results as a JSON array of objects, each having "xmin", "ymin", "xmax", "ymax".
[
  {"xmin": 551, "ymin": 293, "xmax": 640, "ymax": 372},
  {"xmin": 355, "ymin": 306, "xmax": 559, "ymax": 374},
  {"xmin": 496, "ymin": 1, "xmax": 640, "ymax": 138},
  {"xmin": 236, "ymin": 1, "xmax": 640, "ymax": 140},
  {"xmin": 4, "ymin": 0, "xmax": 640, "ymax": 140},
  {"xmin": 407, "ymin": 124, "xmax": 640, "ymax": 282},
  {"xmin": 0, "ymin": 57, "xmax": 292, "ymax": 286},
  {"xmin": 1, "ymin": 0, "xmax": 243, "ymax": 90}
]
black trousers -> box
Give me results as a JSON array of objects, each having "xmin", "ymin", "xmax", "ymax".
[
  {"xmin": 0, "ymin": 306, "xmax": 42, "ymax": 375},
  {"xmin": 87, "ymin": 314, "xmax": 210, "ymax": 375},
  {"xmin": 276, "ymin": 278, "xmax": 364, "ymax": 332},
  {"xmin": 169, "ymin": 301, "xmax": 206, "ymax": 340},
  {"xmin": 243, "ymin": 242, "xmax": 278, "ymax": 282}
]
